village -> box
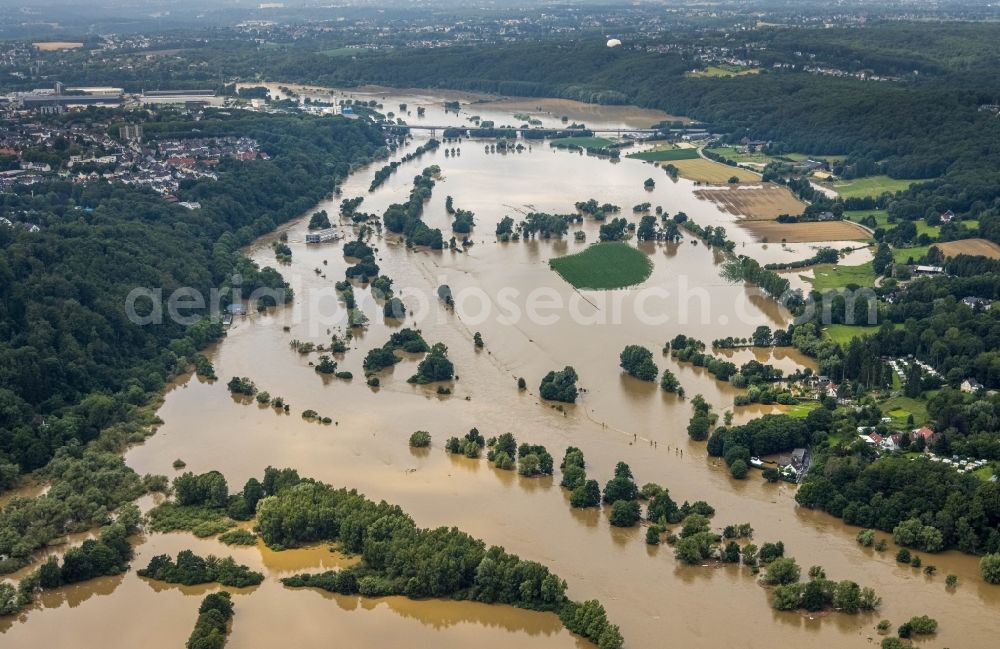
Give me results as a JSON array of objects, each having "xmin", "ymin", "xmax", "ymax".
[{"xmin": 0, "ymin": 93, "xmax": 265, "ymax": 219}]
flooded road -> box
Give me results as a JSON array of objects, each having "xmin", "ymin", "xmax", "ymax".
[{"xmin": 3, "ymin": 88, "xmax": 994, "ymax": 648}]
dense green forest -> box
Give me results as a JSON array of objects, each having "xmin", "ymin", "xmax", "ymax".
[
  {"xmin": 0, "ymin": 112, "xmax": 384, "ymax": 581},
  {"xmin": 0, "ymin": 111, "xmax": 383, "ymax": 481},
  {"xmin": 317, "ymin": 42, "xmax": 997, "ymax": 187}
]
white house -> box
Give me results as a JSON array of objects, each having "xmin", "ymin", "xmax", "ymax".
[{"xmin": 961, "ymin": 378, "xmax": 983, "ymax": 393}]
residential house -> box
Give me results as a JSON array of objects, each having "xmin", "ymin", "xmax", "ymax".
[
  {"xmin": 911, "ymin": 426, "xmax": 935, "ymax": 444},
  {"xmin": 961, "ymin": 378, "xmax": 984, "ymax": 393},
  {"xmin": 962, "ymin": 297, "xmax": 992, "ymax": 311}
]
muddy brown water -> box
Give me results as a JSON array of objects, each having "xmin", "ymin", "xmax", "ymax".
[{"xmin": 2, "ymin": 89, "xmax": 992, "ymax": 648}]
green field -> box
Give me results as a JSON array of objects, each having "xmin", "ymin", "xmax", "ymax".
[
  {"xmin": 627, "ymin": 147, "xmax": 700, "ymax": 162},
  {"xmin": 879, "ymin": 396, "xmax": 928, "ymax": 428},
  {"xmin": 550, "ymin": 136, "xmax": 616, "ymax": 149},
  {"xmin": 826, "ymin": 176, "xmax": 922, "ymax": 198},
  {"xmin": 804, "ymin": 262, "xmax": 876, "ymax": 291},
  {"xmin": 784, "ymin": 402, "xmax": 821, "ymax": 418},
  {"xmin": 973, "ymin": 463, "xmax": 999, "ymax": 482},
  {"xmin": 550, "ymin": 242, "xmax": 653, "ymax": 290},
  {"xmin": 823, "ymin": 324, "xmax": 880, "ymax": 345},
  {"xmin": 845, "ymin": 210, "xmax": 941, "ymax": 239},
  {"xmin": 823, "ymin": 322, "xmax": 902, "ymax": 345},
  {"xmin": 784, "ymin": 152, "xmax": 848, "ymax": 164},
  {"xmin": 892, "ymin": 245, "xmax": 930, "ymax": 264}
]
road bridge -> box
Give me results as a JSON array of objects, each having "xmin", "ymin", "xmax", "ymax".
[{"xmin": 381, "ymin": 124, "xmax": 661, "ymax": 137}]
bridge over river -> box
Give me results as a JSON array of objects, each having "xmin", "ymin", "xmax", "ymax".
[{"xmin": 381, "ymin": 123, "xmax": 662, "ymax": 137}]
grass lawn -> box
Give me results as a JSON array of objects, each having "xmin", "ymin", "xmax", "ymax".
[
  {"xmin": 892, "ymin": 245, "xmax": 930, "ymax": 264},
  {"xmin": 823, "ymin": 324, "xmax": 880, "ymax": 345},
  {"xmin": 627, "ymin": 147, "xmax": 700, "ymax": 162},
  {"xmin": 823, "ymin": 322, "xmax": 903, "ymax": 345},
  {"xmin": 879, "ymin": 396, "xmax": 928, "ymax": 428},
  {"xmin": 826, "ymin": 176, "xmax": 922, "ymax": 198},
  {"xmin": 784, "ymin": 402, "xmax": 821, "ymax": 418},
  {"xmin": 804, "ymin": 262, "xmax": 876, "ymax": 291},
  {"xmin": 916, "ymin": 222, "xmax": 940, "ymax": 239},
  {"xmin": 973, "ymin": 463, "xmax": 999, "ymax": 481},
  {"xmin": 550, "ymin": 136, "xmax": 616, "ymax": 149},
  {"xmin": 844, "ymin": 209, "xmax": 888, "ymax": 221},
  {"xmin": 550, "ymin": 242, "xmax": 653, "ymax": 290},
  {"xmin": 845, "ymin": 210, "xmax": 941, "ymax": 239}
]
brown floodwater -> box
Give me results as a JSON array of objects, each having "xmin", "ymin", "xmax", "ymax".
[{"xmin": 3, "ymin": 89, "xmax": 996, "ymax": 649}]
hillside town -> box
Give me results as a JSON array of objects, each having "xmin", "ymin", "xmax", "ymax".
[{"xmin": 0, "ymin": 90, "xmax": 267, "ymax": 205}]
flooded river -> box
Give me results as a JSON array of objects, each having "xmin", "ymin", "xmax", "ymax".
[{"xmin": 2, "ymin": 88, "xmax": 994, "ymax": 648}]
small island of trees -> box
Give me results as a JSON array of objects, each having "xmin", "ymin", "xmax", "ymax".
[
  {"xmin": 539, "ymin": 366, "xmax": 579, "ymax": 403},
  {"xmin": 409, "ymin": 430, "xmax": 432, "ymax": 448},
  {"xmin": 619, "ymin": 345, "xmax": 658, "ymax": 381},
  {"xmin": 138, "ymin": 550, "xmax": 263, "ymax": 588},
  {"xmin": 186, "ymin": 592, "xmax": 235, "ymax": 649},
  {"xmin": 408, "ymin": 342, "xmax": 454, "ymax": 384},
  {"xmin": 485, "ymin": 432, "xmax": 554, "ymax": 476}
]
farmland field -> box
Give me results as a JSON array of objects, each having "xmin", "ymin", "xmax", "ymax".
[
  {"xmin": 549, "ymin": 242, "xmax": 652, "ymax": 289},
  {"xmin": 740, "ymin": 220, "xmax": 870, "ymax": 243},
  {"xmin": 33, "ymin": 41, "xmax": 83, "ymax": 50},
  {"xmin": 804, "ymin": 262, "xmax": 876, "ymax": 291},
  {"xmin": 935, "ymin": 238, "xmax": 1000, "ymax": 259},
  {"xmin": 825, "ymin": 175, "xmax": 922, "ymax": 198},
  {"xmin": 667, "ymin": 158, "xmax": 760, "ymax": 184},
  {"xmin": 627, "ymin": 147, "xmax": 700, "ymax": 162},
  {"xmin": 693, "ymin": 184, "xmax": 804, "ymax": 219}
]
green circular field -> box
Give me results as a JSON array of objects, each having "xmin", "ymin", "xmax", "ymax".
[{"xmin": 549, "ymin": 242, "xmax": 653, "ymax": 289}]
